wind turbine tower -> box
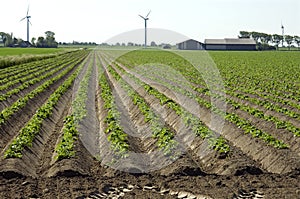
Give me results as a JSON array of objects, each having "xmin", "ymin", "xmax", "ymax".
[
  {"xmin": 139, "ymin": 11, "xmax": 151, "ymax": 48},
  {"xmin": 20, "ymin": 6, "xmax": 32, "ymax": 42},
  {"xmin": 281, "ymin": 23, "xmax": 285, "ymax": 47}
]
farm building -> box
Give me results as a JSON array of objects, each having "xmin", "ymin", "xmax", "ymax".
[
  {"xmin": 177, "ymin": 39, "xmax": 205, "ymax": 50},
  {"xmin": 204, "ymin": 38, "xmax": 256, "ymax": 50}
]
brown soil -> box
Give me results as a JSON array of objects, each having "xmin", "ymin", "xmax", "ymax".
[
  {"xmin": 0, "ymin": 52, "xmax": 299, "ymax": 199},
  {"xmin": 0, "ymin": 164, "xmax": 299, "ymax": 199}
]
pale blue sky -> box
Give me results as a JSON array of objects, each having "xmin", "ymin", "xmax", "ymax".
[{"xmin": 1, "ymin": 0, "xmax": 299, "ymax": 44}]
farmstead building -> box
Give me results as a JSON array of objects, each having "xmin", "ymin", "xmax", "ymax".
[
  {"xmin": 177, "ymin": 39, "xmax": 205, "ymax": 50},
  {"xmin": 204, "ymin": 38, "xmax": 256, "ymax": 50},
  {"xmin": 177, "ymin": 38, "xmax": 256, "ymax": 51}
]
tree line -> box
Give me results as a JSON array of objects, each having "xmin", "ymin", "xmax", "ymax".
[
  {"xmin": 0, "ymin": 31, "xmax": 58, "ymax": 48},
  {"xmin": 59, "ymin": 41, "xmax": 97, "ymax": 46},
  {"xmin": 239, "ymin": 31, "xmax": 300, "ymax": 50},
  {"xmin": 99, "ymin": 41, "xmax": 172, "ymax": 49}
]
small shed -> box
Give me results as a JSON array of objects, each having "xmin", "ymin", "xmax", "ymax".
[
  {"xmin": 177, "ymin": 39, "xmax": 205, "ymax": 50},
  {"xmin": 205, "ymin": 38, "xmax": 256, "ymax": 50}
]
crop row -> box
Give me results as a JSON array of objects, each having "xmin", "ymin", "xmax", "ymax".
[
  {"xmin": 101, "ymin": 57, "xmax": 178, "ymax": 157},
  {"xmin": 212, "ymin": 52, "xmax": 300, "ymax": 105},
  {"xmin": 96, "ymin": 55, "xmax": 129, "ymax": 158},
  {"xmin": 158, "ymin": 61, "xmax": 300, "ymax": 137},
  {"xmin": 162, "ymin": 54, "xmax": 300, "ymax": 122},
  {"xmin": 226, "ymin": 75, "xmax": 300, "ymax": 102},
  {"xmin": 190, "ymin": 85, "xmax": 300, "ymax": 137},
  {"xmin": 151, "ymin": 51, "xmax": 300, "ymax": 114},
  {"xmin": 111, "ymin": 61, "xmax": 230, "ymax": 155},
  {"xmin": 232, "ymin": 88, "xmax": 300, "ymax": 113},
  {"xmin": 143, "ymin": 58, "xmax": 300, "ymax": 136},
  {"xmin": 233, "ymin": 82, "xmax": 300, "ymax": 103},
  {"xmin": 0, "ymin": 59, "xmax": 52, "ymax": 84},
  {"xmin": 4, "ymin": 53, "xmax": 87, "ymax": 158},
  {"xmin": 0, "ymin": 52, "xmax": 87, "ymax": 125},
  {"xmin": 0, "ymin": 57, "xmax": 74, "ymax": 92},
  {"xmin": 0, "ymin": 52, "xmax": 88, "ymax": 103},
  {"xmin": 228, "ymin": 87, "xmax": 300, "ymax": 115},
  {"xmin": 230, "ymin": 94, "xmax": 298, "ymax": 136},
  {"xmin": 0, "ymin": 50, "xmax": 76, "ymax": 70},
  {"xmin": 0, "ymin": 51, "xmax": 77, "ymax": 78},
  {"xmin": 115, "ymin": 52, "xmax": 288, "ymax": 149},
  {"xmin": 135, "ymin": 63, "xmax": 289, "ymax": 148},
  {"xmin": 0, "ymin": 51, "xmax": 85, "ymax": 88},
  {"xmin": 55, "ymin": 54, "xmax": 93, "ymax": 160},
  {"xmin": 0, "ymin": 52, "xmax": 73, "ymax": 83}
]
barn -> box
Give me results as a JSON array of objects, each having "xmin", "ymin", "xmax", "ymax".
[
  {"xmin": 205, "ymin": 38, "xmax": 256, "ymax": 50},
  {"xmin": 177, "ymin": 39, "xmax": 205, "ymax": 50}
]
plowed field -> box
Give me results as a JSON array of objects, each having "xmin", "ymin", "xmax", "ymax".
[{"xmin": 0, "ymin": 49, "xmax": 299, "ymax": 199}]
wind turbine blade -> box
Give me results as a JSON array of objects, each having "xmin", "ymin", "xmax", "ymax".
[
  {"xmin": 20, "ymin": 17, "xmax": 26, "ymax": 21},
  {"xmin": 146, "ymin": 10, "xmax": 151, "ymax": 18},
  {"xmin": 29, "ymin": 20, "xmax": 32, "ymax": 26},
  {"xmin": 27, "ymin": 5, "xmax": 30, "ymax": 16},
  {"xmin": 139, "ymin": 15, "xmax": 145, "ymax": 20}
]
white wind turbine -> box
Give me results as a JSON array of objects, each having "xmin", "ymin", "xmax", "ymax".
[
  {"xmin": 20, "ymin": 5, "xmax": 32, "ymax": 42},
  {"xmin": 139, "ymin": 11, "xmax": 151, "ymax": 48}
]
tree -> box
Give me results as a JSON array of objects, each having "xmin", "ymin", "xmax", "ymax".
[
  {"xmin": 163, "ymin": 44, "xmax": 172, "ymax": 49},
  {"xmin": 45, "ymin": 31, "xmax": 57, "ymax": 48},
  {"xmin": 0, "ymin": 32, "xmax": 7, "ymax": 46},
  {"xmin": 37, "ymin": 36, "xmax": 45, "ymax": 47},
  {"xmin": 127, "ymin": 42, "xmax": 134, "ymax": 46},
  {"xmin": 100, "ymin": 43, "xmax": 109, "ymax": 46},
  {"xmin": 294, "ymin": 36, "xmax": 300, "ymax": 50},
  {"xmin": 263, "ymin": 34, "xmax": 272, "ymax": 44},
  {"xmin": 256, "ymin": 33, "xmax": 272, "ymax": 50},
  {"xmin": 0, "ymin": 32, "xmax": 14, "ymax": 47},
  {"xmin": 35, "ymin": 31, "xmax": 57, "ymax": 48},
  {"xmin": 150, "ymin": 41, "xmax": 157, "ymax": 46},
  {"xmin": 251, "ymin": 31, "xmax": 260, "ymax": 43},
  {"xmin": 272, "ymin": 34, "xmax": 283, "ymax": 50},
  {"xmin": 45, "ymin": 31, "xmax": 55, "ymax": 39},
  {"xmin": 239, "ymin": 31, "xmax": 251, "ymax": 38},
  {"xmin": 239, "ymin": 30, "xmax": 299, "ymax": 50},
  {"xmin": 31, "ymin": 37, "xmax": 36, "ymax": 46},
  {"xmin": 285, "ymin": 35, "xmax": 294, "ymax": 50}
]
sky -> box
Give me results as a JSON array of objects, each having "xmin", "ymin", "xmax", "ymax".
[{"xmin": 1, "ymin": 0, "xmax": 299, "ymax": 44}]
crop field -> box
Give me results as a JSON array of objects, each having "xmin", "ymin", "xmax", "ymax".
[
  {"xmin": 0, "ymin": 48, "xmax": 73, "ymax": 69},
  {"xmin": 0, "ymin": 49, "xmax": 299, "ymax": 198},
  {"xmin": 0, "ymin": 48, "xmax": 65, "ymax": 56}
]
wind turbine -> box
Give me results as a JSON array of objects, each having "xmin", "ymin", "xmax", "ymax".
[
  {"xmin": 20, "ymin": 5, "xmax": 32, "ymax": 42},
  {"xmin": 139, "ymin": 11, "xmax": 151, "ymax": 48}
]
